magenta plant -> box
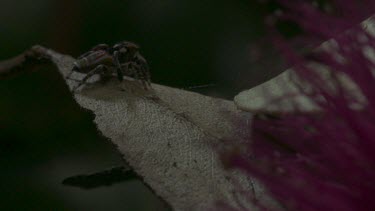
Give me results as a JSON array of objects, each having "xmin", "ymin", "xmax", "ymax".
[{"xmin": 224, "ymin": 1, "xmax": 375, "ymax": 210}]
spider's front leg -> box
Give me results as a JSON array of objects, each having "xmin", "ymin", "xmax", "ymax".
[
  {"xmin": 113, "ymin": 50, "xmax": 124, "ymax": 81},
  {"xmin": 121, "ymin": 61, "xmax": 151, "ymax": 89},
  {"xmin": 137, "ymin": 54, "xmax": 151, "ymax": 87},
  {"xmin": 73, "ymin": 65, "xmax": 109, "ymax": 91},
  {"xmin": 133, "ymin": 53, "xmax": 151, "ymax": 88}
]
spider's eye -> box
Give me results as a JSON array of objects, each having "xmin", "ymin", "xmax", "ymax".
[{"xmin": 119, "ymin": 48, "xmax": 127, "ymax": 53}]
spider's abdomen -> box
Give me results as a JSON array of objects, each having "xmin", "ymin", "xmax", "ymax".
[{"xmin": 73, "ymin": 50, "xmax": 114, "ymax": 72}]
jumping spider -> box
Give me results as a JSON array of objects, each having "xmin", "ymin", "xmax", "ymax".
[{"xmin": 68, "ymin": 41, "xmax": 151, "ymax": 91}]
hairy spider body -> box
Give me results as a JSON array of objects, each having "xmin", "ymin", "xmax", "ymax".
[{"xmin": 69, "ymin": 41, "xmax": 151, "ymax": 90}]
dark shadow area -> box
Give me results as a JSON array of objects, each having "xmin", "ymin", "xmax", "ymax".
[{"xmin": 0, "ymin": 0, "xmax": 293, "ymax": 210}]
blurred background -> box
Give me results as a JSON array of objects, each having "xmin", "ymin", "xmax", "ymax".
[{"xmin": 0, "ymin": 0, "xmax": 288, "ymax": 210}]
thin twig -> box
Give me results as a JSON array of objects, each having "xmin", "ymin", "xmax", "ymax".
[{"xmin": 0, "ymin": 45, "xmax": 51, "ymax": 79}]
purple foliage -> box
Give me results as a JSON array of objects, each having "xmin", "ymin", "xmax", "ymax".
[{"xmin": 224, "ymin": 1, "xmax": 375, "ymax": 210}]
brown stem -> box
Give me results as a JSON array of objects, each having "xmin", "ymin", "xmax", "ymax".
[{"xmin": 0, "ymin": 45, "xmax": 51, "ymax": 79}]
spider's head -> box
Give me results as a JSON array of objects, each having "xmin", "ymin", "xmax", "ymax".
[{"xmin": 112, "ymin": 41, "xmax": 139, "ymax": 55}]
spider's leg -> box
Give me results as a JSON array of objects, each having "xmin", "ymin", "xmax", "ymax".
[
  {"xmin": 131, "ymin": 63, "xmax": 149, "ymax": 90},
  {"xmin": 137, "ymin": 68, "xmax": 147, "ymax": 88},
  {"xmin": 121, "ymin": 62, "xmax": 136, "ymax": 77},
  {"xmin": 129, "ymin": 62, "xmax": 138, "ymax": 78},
  {"xmin": 76, "ymin": 44, "xmax": 109, "ymax": 61},
  {"xmin": 67, "ymin": 77, "xmax": 82, "ymax": 82},
  {"xmin": 113, "ymin": 50, "xmax": 124, "ymax": 81},
  {"xmin": 65, "ymin": 70, "xmax": 74, "ymax": 80},
  {"xmin": 120, "ymin": 61, "xmax": 149, "ymax": 90},
  {"xmin": 140, "ymin": 75, "xmax": 149, "ymax": 89},
  {"xmin": 65, "ymin": 65, "xmax": 80, "ymax": 80},
  {"xmin": 77, "ymin": 50, "xmax": 94, "ymax": 60},
  {"xmin": 135, "ymin": 53, "xmax": 151, "ymax": 88},
  {"xmin": 136, "ymin": 65, "xmax": 149, "ymax": 88},
  {"xmin": 126, "ymin": 62, "xmax": 140, "ymax": 80},
  {"xmin": 73, "ymin": 65, "xmax": 107, "ymax": 91},
  {"xmin": 141, "ymin": 65, "xmax": 151, "ymax": 87}
]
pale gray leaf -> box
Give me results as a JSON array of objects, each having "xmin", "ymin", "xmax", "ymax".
[{"xmin": 29, "ymin": 47, "xmax": 279, "ymax": 210}]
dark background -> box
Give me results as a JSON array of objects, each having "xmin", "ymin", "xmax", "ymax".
[{"xmin": 0, "ymin": 0, "xmax": 286, "ymax": 210}]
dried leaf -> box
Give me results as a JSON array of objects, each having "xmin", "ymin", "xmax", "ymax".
[{"xmin": 9, "ymin": 47, "xmax": 278, "ymax": 210}]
